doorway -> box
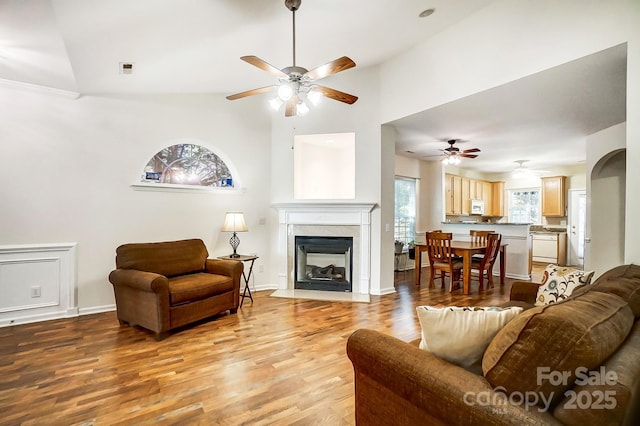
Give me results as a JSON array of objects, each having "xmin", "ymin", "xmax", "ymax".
[{"xmin": 568, "ymin": 189, "xmax": 587, "ymax": 267}]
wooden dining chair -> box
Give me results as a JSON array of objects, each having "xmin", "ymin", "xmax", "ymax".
[
  {"xmin": 470, "ymin": 229, "xmax": 494, "ymax": 261},
  {"xmin": 470, "ymin": 233, "xmax": 502, "ymax": 290},
  {"xmin": 425, "ymin": 231, "xmax": 463, "ymax": 291}
]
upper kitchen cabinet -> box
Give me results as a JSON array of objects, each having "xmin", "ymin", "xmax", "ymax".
[
  {"xmin": 490, "ymin": 181, "xmax": 505, "ymax": 217},
  {"xmin": 541, "ymin": 176, "xmax": 567, "ymax": 217},
  {"xmin": 445, "ymin": 173, "xmax": 505, "ymax": 217}
]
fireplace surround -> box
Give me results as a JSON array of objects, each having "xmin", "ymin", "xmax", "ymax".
[{"xmin": 273, "ymin": 203, "xmax": 375, "ymax": 301}]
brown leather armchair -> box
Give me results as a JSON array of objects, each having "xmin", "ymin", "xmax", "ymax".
[{"xmin": 108, "ymin": 238, "xmax": 243, "ymax": 340}]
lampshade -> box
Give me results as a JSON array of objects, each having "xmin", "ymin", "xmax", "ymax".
[{"xmin": 221, "ymin": 212, "xmax": 248, "ymax": 233}]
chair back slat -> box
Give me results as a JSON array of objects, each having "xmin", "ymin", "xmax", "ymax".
[
  {"xmin": 470, "ymin": 230, "xmax": 494, "ymax": 245},
  {"xmin": 425, "ymin": 231, "xmax": 453, "ymax": 263}
]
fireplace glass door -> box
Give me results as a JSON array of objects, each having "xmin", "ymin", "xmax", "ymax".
[{"xmin": 295, "ymin": 236, "xmax": 353, "ymax": 292}]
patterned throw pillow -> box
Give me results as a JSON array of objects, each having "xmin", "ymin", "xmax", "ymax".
[
  {"xmin": 416, "ymin": 305, "xmax": 523, "ymax": 368},
  {"xmin": 534, "ymin": 264, "xmax": 595, "ymax": 306}
]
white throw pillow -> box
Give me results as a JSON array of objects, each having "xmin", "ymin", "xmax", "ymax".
[
  {"xmin": 416, "ymin": 306, "xmax": 523, "ymax": 368},
  {"xmin": 534, "ymin": 264, "xmax": 595, "ymax": 306}
]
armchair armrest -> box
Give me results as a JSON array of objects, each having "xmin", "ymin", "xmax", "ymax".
[
  {"xmin": 108, "ymin": 269, "xmax": 169, "ymax": 293},
  {"xmin": 509, "ymin": 281, "xmax": 541, "ymax": 304},
  {"xmin": 346, "ymin": 329, "xmax": 559, "ymax": 425}
]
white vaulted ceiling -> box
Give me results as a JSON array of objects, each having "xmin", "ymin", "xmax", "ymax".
[
  {"xmin": 0, "ymin": 0, "xmax": 627, "ymax": 172},
  {"xmin": 0, "ymin": 0, "xmax": 493, "ymax": 94}
]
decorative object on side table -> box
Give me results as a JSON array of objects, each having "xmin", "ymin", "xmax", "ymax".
[{"xmin": 221, "ymin": 212, "xmax": 248, "ymax": 258}]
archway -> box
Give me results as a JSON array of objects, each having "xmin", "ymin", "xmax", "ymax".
[{"xmin": 586, "ymin": 149, "xmax": 626, "ymax": 274}]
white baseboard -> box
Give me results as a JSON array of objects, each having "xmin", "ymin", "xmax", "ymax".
[{"xmin": 79, "ymin": 304, "xmax": 116, "ymax": 316}]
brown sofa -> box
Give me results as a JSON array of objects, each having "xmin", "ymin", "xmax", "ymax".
[
  {"xmin": 347, "ymin": 264, "xmax": 640, "ymax": 425},
  {"xmin": 108, "ymin": 238, "xmax": 243, "ymax": 340}
]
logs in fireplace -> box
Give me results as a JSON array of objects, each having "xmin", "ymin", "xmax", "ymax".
[{"xmin": 295, "ymin": 236, "xmax": 353, "ymax": 292}]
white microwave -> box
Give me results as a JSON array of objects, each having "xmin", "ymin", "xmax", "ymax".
[{"xmin": 470, "ymin": 199, "xmax": 485, "ymax": 215}]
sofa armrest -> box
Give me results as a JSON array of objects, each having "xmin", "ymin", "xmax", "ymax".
[
  {"xmin": 108, "ymin": 269, "xmax": 169, "ymax": 293},
  {"xmin": 346, "ymin": 329, "xmax": 560, "ymax": 426},
  {"xmin": 205, "ymin": 259, "xmax": 243, "ymax": 281},
  {"xmin": 509, "ymin": 281, "xmax": 541, "ymax": 304}
]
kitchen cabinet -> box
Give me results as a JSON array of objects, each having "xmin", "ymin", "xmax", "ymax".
[
  {"xmin": 482, "ymin": 181, "xmax": 492, "ymax": 214},
  {"xmin": 445, "ymin": 174, "xmax": 505, "ymax": 217},
  {"xmin": 531, "ymin": 233, "xmax": 567, "ymax": 265},
  {"xmin": 461, "ymin": 178, "xmax": 470, "ymax": 215},
  {"xmin": 490, "ymin": 181, "xmax": 505, "ymax": 217},
  {"xmin": 541, "ymin": 176, "xmax": 566, "ymax": 217}
]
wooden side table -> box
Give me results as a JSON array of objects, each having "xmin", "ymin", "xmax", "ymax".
[{"xmin": 217, "ymin": 254, "xmax": 258, "ymax": 307}]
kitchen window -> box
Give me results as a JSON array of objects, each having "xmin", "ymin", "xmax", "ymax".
[
  {"xmin": 395, "ymin": 177, "xmax": 417, "ymax": 245},
  {"xmin": 508, "ymin": 188, "xmax": 541, "ymax": 224}
]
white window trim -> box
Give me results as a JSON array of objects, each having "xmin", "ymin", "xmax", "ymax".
[{"xmin": 507, "ymin": 187, "xmax": 542, "ymax": 225}]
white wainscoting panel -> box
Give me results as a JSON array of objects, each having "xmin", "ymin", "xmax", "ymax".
[{"xmin": 0, "ymin": 243, "xmax": 78, "ymax": 327}]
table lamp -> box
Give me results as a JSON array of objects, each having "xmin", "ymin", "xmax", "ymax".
[{"xmin": 221, "ymin": 212, "xmax": 247, "ymax": 258}]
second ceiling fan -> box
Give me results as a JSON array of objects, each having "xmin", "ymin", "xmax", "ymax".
[
  {"xmin": 424, "ymin": 139, "xmax": 481, "ymax": 165},
  {"xmin": 226, "ymin": 0, "xmax": 358, "ymax": 117}
]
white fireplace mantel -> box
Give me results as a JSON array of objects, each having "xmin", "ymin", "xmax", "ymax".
[{"xmin": 273, "ymin": 203, "xmax": 376, "ymax": 296}]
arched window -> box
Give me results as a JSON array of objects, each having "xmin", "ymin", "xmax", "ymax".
[{"xmin": 141, "ymin": 143, "xmax": 235, "ymax": 188}]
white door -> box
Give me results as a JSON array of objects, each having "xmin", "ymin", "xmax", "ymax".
[{"xmin": 568, "ymin": 189, "xmax": 587, "ymax": 267}]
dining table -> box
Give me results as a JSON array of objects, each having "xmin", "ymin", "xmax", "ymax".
[{"xmin": 414, "ymin": 241, "xmax": 507, "ymax": 295}]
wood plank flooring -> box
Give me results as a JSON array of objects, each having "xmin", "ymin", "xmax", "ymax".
[{"xmin": 0, "ymin": 267, "xmax": 541, "ymax": 425}]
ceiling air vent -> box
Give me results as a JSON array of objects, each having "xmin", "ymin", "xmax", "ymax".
[{"xmin": 119, "ymin": 62, "xmax": 134, "ymax": 75}]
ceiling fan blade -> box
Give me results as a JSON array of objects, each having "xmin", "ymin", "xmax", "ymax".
[
  {"xmin": 285, "ymin": 95, "xmax": 299, "ymax": 117},
  {"xmin": 460, "ymin": 154, "xmax": 479, "ymax": 158},
  {"xmin": 241, "ymin": 56, "xmax": 287, "ymax": 78},
  {"xmin": 304, "ymin": 56, "xmax": 356, "ymax": 81},
  {"xmin": 462, "ymin": 148, "xmax": 481, "ymax": 154},
  {"xmin": 314, "ymin": 85, "xmax": 358, "ymax": 104},
  {"xmin": 226, "ymin": 85, "xmax": 278, "ymax": 100}
]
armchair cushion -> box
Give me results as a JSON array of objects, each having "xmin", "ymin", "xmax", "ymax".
[{"xmin": 169, "ymin": 273, "xmax": 235, "ymax": 306}]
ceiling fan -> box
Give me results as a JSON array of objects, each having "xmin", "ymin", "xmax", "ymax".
[
  {"xmin": 424, "ymin": 139, "xmax": 481, "ymax": 165},
  {"xmin": 512, "ymin": 160, "xmax": 549, "ymax": 178},
  {"xmin": 226, "ymin": 0, "xmax": 358, "ymax": 117}
]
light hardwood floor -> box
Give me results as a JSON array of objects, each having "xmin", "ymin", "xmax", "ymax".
[{"xmin": 0, "ymin": 267, "xmax": 542, "ymax": 425}]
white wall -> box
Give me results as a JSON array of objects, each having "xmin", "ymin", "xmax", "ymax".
[
  {"xmin": 0, "ymin": 84, "xmax": 272, "ymax": 312},
  {"xmin": 381, "ymin": 0, "xmax": 640, "ymax": 269}
]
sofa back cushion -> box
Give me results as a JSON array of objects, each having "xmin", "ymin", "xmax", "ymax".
[
  {"xmin": 553, "ymin": 320, "xmax": 640, "ymax": 425},
  {"xmin": 575, "ymin": 264, "xmax": 640, "ymax": 318},
  {"xmin": 482, "ymin": 291, "xmax": 634, "ymax": 409},
  {"xmin": 115, "ymin": 239, "xmax": 208, "ymax": 277}
]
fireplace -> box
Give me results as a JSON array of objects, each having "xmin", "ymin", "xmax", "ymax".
[{"xmin": 295, "ymin": 236, "xmax": 353, "ymax": 292}]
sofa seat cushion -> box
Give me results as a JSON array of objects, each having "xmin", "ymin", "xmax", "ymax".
[
  {"xmin": 168, "ymin": 273, "xmax": 234, "ymax": 306},
  {"xmin": 482, "ymin": 291, "xmax": 634, "ymax": 409}
]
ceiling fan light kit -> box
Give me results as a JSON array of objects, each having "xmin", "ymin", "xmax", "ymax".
[
  {"xmin": 226, "ymin": 0, "xmax": 358, "ymax": 117},
  {"xmin": 435, "ymin": 139, "xmax": 480, "ymax": 165}
]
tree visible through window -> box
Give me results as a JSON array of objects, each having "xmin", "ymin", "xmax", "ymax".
[
  {"xmin": 395, "ymin": 177, "xmax": 416, "ymax": 245},
  {"xmin": 142, "ymin": 144, "xmax": 234, "ymax": 187},
  {"xmin": 508, "ymin": 188, "xmax": 540, "ymax": 224}
]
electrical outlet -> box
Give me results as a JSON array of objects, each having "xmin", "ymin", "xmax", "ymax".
[
  {"xmin": 30, "ymin": 286, "xmax": 41, "ymax": 298},
  {"xmin": 259, "ymin": 217, "xmax": 266, "ymax": 225},
  {"xmin": 259, "ymin": 265, "xmax": 264, "ymax": 273}
]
